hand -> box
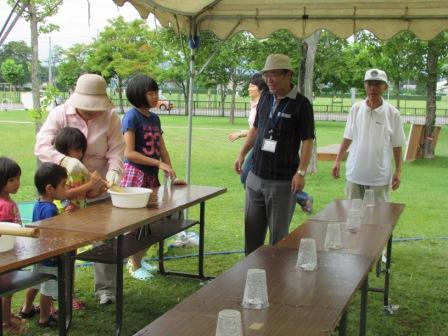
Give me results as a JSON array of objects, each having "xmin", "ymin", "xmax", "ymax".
[
  {"xmin": 106, "ymin": 170, "xmax": 121, "ymax": 186},
  {"xmin": 234, "ymin": 154, "xmax": 245, "ymax": 174},
  {"xmin": 89, "ymin": 171, "xmax": 102, "ymax": 186},
  {"xmin": 159, "ymin": 162, "xmax": 175, "ymax": 178},
  {"xmin": 391, "ymin": 172, "xmax": 401, "ymax": 190},
  {"xmin": 331, "ymin": 161, "xmax": 340, "ymax": 179},
  {"xmin": 291, "ymin": 174, "xmax": 305, "ymax": 193},
  {"xmin": 60, "ymin": 157, "xmax": 88, "ymax": 175},
  {"xmin": 173, "ymin": 178, "xmax": 187, "ymax": 185},
  {"xmin": 228, "ymin": 132, "xmax": 240, "ymax": 142}
]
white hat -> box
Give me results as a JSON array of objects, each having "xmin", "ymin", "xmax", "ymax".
[
  {"xmin": 66, "ymin": 74, "xmax": 114, "ymax": 111},
  {"xmin": 262, "ymin": 54, "xmax": 293, "ymax": 73},
  {"xmin": 364, "ymin": 69, "xmax": 388, "ymax": 84}
]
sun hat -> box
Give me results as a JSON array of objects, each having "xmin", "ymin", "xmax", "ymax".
[
  {"xmin": 261, "ymin": 54, "xmax": 293, "ymax": 73},
  {"xmin": 66, "ymin": 74, "xmax": 114, "ymax": 111},
  {"xmin": 364, "ymin": 69, "xmax": 388, "ymax": 84}
]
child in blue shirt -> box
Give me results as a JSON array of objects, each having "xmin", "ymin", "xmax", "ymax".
[{"xmin": 19, "ymin": 163, "xmax": 68, "ymax": 328}]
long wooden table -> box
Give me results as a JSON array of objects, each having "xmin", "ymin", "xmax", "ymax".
[
  {"xmin": 30, "ymin": 184, "xmax": 226, "ymax": 336},
  {"xmin": 0, "ymin": 228, "xmax": 102, "ymax": 336},
  {"xmin": 135, "ymin": 246, "xmax": 373, "ymax": 336},
  {"xmin": 277, "ymin": 199, "xmax": 405, "ymax": 335}
]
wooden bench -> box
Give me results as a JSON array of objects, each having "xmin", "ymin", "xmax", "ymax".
[{"xmin": 317, "ymin": 144, "xmax": 347, "ymax": 161}]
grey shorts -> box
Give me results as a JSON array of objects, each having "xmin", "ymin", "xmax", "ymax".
[{"xmin": 32, "ymin": 264, "xmax": 58, "ymax": 299}]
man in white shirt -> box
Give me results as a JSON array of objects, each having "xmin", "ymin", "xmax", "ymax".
[{"xmin": 332, "ymin": 69, "xmax": 406, "ymax": 200}]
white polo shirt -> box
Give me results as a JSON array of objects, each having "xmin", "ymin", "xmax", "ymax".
[{"xmin": 344, "ymin": 99, "xmax": 405, "ymax": 186}]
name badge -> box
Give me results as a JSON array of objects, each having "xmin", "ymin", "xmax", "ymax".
[{"xmin": 261, "ymin": 138, "xmax": 277, "ymax": 153}]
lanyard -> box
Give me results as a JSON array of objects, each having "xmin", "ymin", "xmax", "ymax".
[{"xmin": 269, "ymin": 97, "xmax": 289, "ymax": 132}]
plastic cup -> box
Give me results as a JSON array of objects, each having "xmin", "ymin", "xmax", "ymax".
[
  {"xmin": 164, "ymin": 175, "xmax": 172, "ymax": 189},
  {"xmin": 215, "ymin": 309, "xmax": 243, "ymax": 336},
  {"xmin": 241, "ymin": 268, "xmax": 269, "ymax": 309},
  {"xmin": 363, "ymin": 189, "xmax": 375, "ymax": 207},
  {"xmin": 295, "ymin": 238, "xmax": 318, "ymax": 271},
  {"xmin": 324, "ymin": 223, "xmax": 342, "ymax": 249},
  {"xmin": 347, "ymin": 209, "xmax": 362, "ymax": 233},
  {"xmin": 351, "ymin": 198, "xmax": 363, "ymax": 214}
]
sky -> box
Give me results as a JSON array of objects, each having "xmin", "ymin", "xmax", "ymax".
[{"xmin": 0, "ymin": 0, "xmax": 156, "ymax": 63}]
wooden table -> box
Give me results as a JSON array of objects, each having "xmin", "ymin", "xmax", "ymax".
[
  {"xmin": 30, "ymin": 184, "xmax": 226, "ymax": 336},
  {"xmin": 277, "ymin": 199, "xmax": 405, "ymax": 335},
  {"xmin": 135, "ymin": 246, "xmax": 373, "ymax": 336},
  {"xmin": 0, "ymin": 228, "xmax": 102, "ymax": 336}
]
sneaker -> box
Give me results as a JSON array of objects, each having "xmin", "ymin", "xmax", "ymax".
[
  {"xmin": 99, "ymin": 293, "xmax": 116, "ymax": 305},
  {"xmin": 301, "ymin": 196, "xmax": 314, "ymax": 214}
]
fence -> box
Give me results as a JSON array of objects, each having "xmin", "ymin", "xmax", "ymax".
[{"xmin": 111, "ymin": 98, "xmax": 448, "ymax": 125}]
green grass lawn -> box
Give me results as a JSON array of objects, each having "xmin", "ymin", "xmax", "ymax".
[{"xmin": 0, "ymin": 110, "xmax": 447, "ymax": 335}]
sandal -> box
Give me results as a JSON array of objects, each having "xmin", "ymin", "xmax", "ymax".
[
  {"xmin": 141, "ymin": 260, "xmax": 157, "ymax": 272},
  {"xmin": 18, "ymin": 305, "xmax": 40, "ymax": 319},
  {"xmin": 38, "ymin": 315, "xmax": 58, "ymax": 328},
  {"xmin": 129, "ymin": 267, "xmax": 153, "ymax": 281},
  {"xmin": 127, "ymin": 259, "xmax": 157, "ymax": 273}
]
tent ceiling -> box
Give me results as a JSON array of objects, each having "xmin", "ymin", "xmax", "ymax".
[{"xmin": 115, "ymin": 0, "xmax": 448, "ymax": 40}]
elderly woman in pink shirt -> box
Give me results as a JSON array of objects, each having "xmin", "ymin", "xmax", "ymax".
[{"xmin": 35, "ymin": 73, "xmax": 125, "ymax": 305}]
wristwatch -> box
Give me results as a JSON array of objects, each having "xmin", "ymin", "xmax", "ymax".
[{"xmin": 296, "ymin": 169, "xmax": 306, "ymax": 177}]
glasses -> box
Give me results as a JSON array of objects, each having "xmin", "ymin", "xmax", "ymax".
[{"xmin": 263, "ymin": 70, "xmax": 286, "ymax": 80}]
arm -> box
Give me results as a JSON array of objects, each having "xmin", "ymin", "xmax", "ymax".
[
  {"xmin": 123, "ymin": 131, "xmax": 167, "ymax": 168},
  {"xmin": 228, "ymin": 130, "xmax": 249, "ymax": 142},
  {"xmin": 332, "ymin": 138, "xmax": 352, "ymax": 179},
  {"xmin": 291, "ymin": 138, "xmax": 313, "ymax": 193},
  {"xmin": 64, "ymin": 172, "xmax": 103, "ymax": 200},
  {"xmin": 234, "ymin": 127, "xmax": 257, "ymax": 173},
  {"xmin": 105, "ymin": 111, "xmax": 125, "ymax": 174},
  {"xmin": 391, "ymin": 146, "xmax": 402, "ymax": 190},
  {"xmin": 159, "ymin": 135, "xmax": 176, "ymax": 178}
]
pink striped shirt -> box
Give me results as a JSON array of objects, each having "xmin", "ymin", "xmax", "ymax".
[{"xmin": 35, "ymin": 103, "xmax": 125, "ymax": 182}]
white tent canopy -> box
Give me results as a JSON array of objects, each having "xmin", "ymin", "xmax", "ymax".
[
  {"xmin": 115, "ymin": 0, "xmax": 448, "ymax": 40},
  {"xmin": 113, "ymin": 0, "xmax": 448, "ymax": 182}
]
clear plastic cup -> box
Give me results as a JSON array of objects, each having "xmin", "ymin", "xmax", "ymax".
[
  {"xmin": 351, "ymin": 198, "xmax": 363, "ymax": 215},
  {"xmin": 324, "ymin": 223, "xmax": 342, "ymax": 249},
  {"xmin": 241, "ymin": 268, "xmax": 269, "ymax": 309},
  {"xmin": 215, "ymin": 309, "xmax": 243, "ymax": 336},
  {"xmin": 295, "ymin": 238, "xmax": 318, "ymax": 271},
  {"xmin": 363, "ymin": 189, "xmax": 375, "ymax": 207},
  {"xmin": 347, "ymin": 209, "xmax": 362, "ymax": 233}
]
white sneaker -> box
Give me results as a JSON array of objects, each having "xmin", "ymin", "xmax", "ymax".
[{"xmin": 99, "ymin": 293, "xmax": 116, "ymax": 305}]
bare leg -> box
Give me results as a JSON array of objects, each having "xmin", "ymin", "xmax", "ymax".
[{"xmin": 21, "ymin": 288, "xmax": 39, "ymax": 313}]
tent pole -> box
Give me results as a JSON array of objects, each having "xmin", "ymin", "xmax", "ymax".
[{"xmin": 186, "ymin": 46, "xmax": 195, "ymax": 184}]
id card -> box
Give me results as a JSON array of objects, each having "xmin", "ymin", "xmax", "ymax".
[{"xmin": 261, "ymin": 138, "xmax": 277, "ymax": 153}]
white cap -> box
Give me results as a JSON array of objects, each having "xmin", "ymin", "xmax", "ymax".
[{"xmin": 364, "ymin": 69, "xmax": 388, "ymax": 84}]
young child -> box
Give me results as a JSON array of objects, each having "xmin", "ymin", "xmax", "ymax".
[
  {"xmin": 53, "ymin": 126, "xmax": 104, "ymax": 212},
  {"xmin": 19, "ymin": 163, "xmax": 68, "ymax": 328},
  {"xmin": 0, "ymin": 157, "xmax": 26, "ymax": 333},
  {"xmin": 121, "ymin": 74, "xmax": 185, "ymax": 281},
  {"xmin": 53, "ymin": 126, "xmax": 105, "ymax": 310}
]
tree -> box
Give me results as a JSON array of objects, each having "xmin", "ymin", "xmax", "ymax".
[
  {"xmin": 86, "ymin": 16, "xmax": 161, "ymax": 113},
  {"xmin": 56, "ymin": 43, "xmax": 92, "ymax": 91},
  {"xmin": 423, "ymin": 32, "xmax": 448, "ymax": 159},
  {"xmin": 0, "ymin": 59, "xmax": 25, "ymax": 87},
  {"xmin": 153, "ymin": 28, "xmax": 191, "ymax": 111},
  {"xmin": 0, "ymin": 40, "xmax": 31, "ymax": 85},
  {"xmin": 8, "ymin": 0, "xmax": 62, "ymax": 130}
]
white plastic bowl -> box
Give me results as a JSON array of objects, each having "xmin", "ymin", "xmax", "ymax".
[
  {"xmin": 0, "ymin": 222, "xmax": 20, "ymax": 252},
  {"xmin": 108, "ymin": 187, "xmax": 152, "ymax": 208}
]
